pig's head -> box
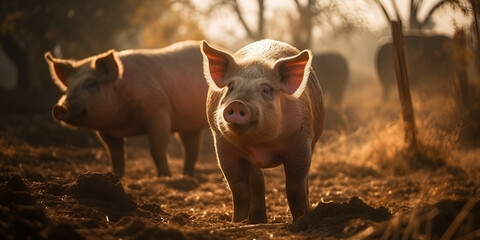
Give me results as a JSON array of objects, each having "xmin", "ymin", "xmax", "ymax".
[
  {"xmin": 44, "ymin": 50, "xmax": 123, "ymax": 128},
  {"xmin": 201, "ymin": 41, "xmax": 313, "ymax": 144}
]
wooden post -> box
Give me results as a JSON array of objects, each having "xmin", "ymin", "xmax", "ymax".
[
  {"xmin": 390, "ymin": 21, "xmax": 417, "ymax": 148},
  {"xmin": 453, "ymin": 29, "xmax": 470, "ymax": 111}
]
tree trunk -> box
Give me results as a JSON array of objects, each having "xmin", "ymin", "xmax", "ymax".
[
  {"xmin": 453, "ymin": 29, "xmax": 470, "ymax": 110},
  {"xmin": 391, "ymin": 21, "xmax": 417, "ymax": 148},
  {"xmin": 471, "ymin": 0, "xmax": 480, "ymax": 81}
]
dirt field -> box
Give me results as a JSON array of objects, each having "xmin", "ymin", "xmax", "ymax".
[{"xmin": 1, "ymin": 74, "xmax": 479, "ymax": 240}]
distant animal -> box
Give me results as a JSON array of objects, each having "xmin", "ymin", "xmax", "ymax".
[
  {"xmin": 311, "ymin": 52, "xmax": 350, "ymax": 132},
  {"xmin": 312, "ymin": 52, "xmax": 349, "ymax": 106},
  {"xmin": 375, "ymin": 34, "xmax": 456, "ymax": 99},
  {"xmin": 45, "ymin": 41, "xmax": 208, "ymax": 177}
]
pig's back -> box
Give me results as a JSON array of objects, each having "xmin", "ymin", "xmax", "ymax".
[
  {"xmin": 233, "ymin": 39, "xmax": 300, "ymax": 64},
  {"xmin": 119, "ymin": 41, "xmax": 208, "ymax": 131}
]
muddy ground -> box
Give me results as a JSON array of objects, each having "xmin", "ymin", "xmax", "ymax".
[{"xmin": 1, "ymin": 75, "xmax": 480, "ymax": 240}]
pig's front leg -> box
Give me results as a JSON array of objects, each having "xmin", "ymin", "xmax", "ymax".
[
  {"xmin": 248, "ymin": 165, "xmax": 267, "ymax": 223},
  {"xmin": 178, "ymin": 130, "xmax": 202, "ymax": 176},
  {"xmin": 283, "ymin": 148, "xmax": 312, "ymax": 222},
  {"xmin": 148, "ymin": 114, "xmax": 172, "ymax": 177},
  {"xmin": 216, "ymin": 138, "xmax": 251, "ymax": 222},
  {"xmin": 97, "ymin": 131, "xmax": 125, "ymax": 177}
]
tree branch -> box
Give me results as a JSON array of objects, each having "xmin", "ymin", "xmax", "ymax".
[
  {"xmin": 410, "ymin": 0, "xmax": 419, "ymax": 27},
  {"xmin": 390, "ymin": 0, "xmax": 402, "ymax": 21},
  {"xmin": 293, "ymin": 0, "xmax": 302, "ymax": 14},
  {"xmin": 231, "ymin": 0, "xmax": 257, "ymax": 40},
  {"xmin": 257, "ymin": 0, "xmax": 264, "ymax": 39},
  {"xmin": 373, "ymin": 0, "xmax": 392, "ymax": 22},
  {"xmin": 417, "ymin": 0, "xmax": 424, "ymax": 8},
  {"xmin": 421, "ymin": 0, "xmax": 448, "ymax": 28},
  {"xmin": 410, "ymin": 0, "xmax": 427, "ymax": 28}
]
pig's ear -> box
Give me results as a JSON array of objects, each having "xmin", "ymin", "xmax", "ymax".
[
  {"xmin": 201, "ymin": 40, "xmax": 235, "ymax": 90},
  {"xmin": 95, "ymin": 50, "xmax": 123, "ymax": 82},
  {"xmin": 44, "ymin": 52, "xmax": 74, "ymax": 91},
  {"xmin": 274, "ymin": 50, "xmax": 312, "ymax": 99}
]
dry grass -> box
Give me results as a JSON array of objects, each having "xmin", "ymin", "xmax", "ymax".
[{"xmin": 314, "ymin": 69, "xmax": 480, "ymax": 240}]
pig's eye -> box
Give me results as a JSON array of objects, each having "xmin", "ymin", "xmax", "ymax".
[
  {"xmin": 260, "ymin": 84, "xmax": 273, "ymax": 99},
  {"xmin": 83, "ymin": 79, "xmax": 100, "ymax": 92},
  {"xmin": 227, "ymin": 82, "xmax": 234, "ymax": 92}
]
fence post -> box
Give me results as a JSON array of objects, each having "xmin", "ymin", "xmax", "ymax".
[
  {"xmin": 453, "ymin": 29, "xmax": 470, "ymax": 111},
  {"xmin": 390, "ymin": 20, "xmax": 417, "ymax": 148}
]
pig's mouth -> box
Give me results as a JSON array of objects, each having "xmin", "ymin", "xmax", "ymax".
[
  {"xmin": 66, "ymin": 109, "xmax": 87, "ymax": 124},
  {"xmin": 225, "ymin": 120, "xmax": 258, "ymax": 132},
  {"xmin": 70, "ymin": 109, "xmax": 87, "ymax": 121},
  {"xmin": 52, "ymin": 105, "xmax": 87, "ymax": 124}
]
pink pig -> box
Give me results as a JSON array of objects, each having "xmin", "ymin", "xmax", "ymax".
[
  {"xmin": 45, "ymin": 41, "xmax": 208, "ymax": 177},
  {"xmin": 201, "ymin": 39, "xmax": 324, "ymax": 223}
]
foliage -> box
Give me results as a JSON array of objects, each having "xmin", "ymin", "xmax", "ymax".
[
  {"xmin": 0, "ymin": 0, "xmax": 204, "ymax": 90},
  {"xmin": 191, "ymin": 0, "xmax": 366, "ymax": 49},
  {"xmin": 372, "ymin": 0, "xmax": 472, "ymax": 29}
]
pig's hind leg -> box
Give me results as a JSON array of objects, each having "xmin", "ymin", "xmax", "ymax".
[
  {"xmin": 97, "ymin": 131, "xmax": 125, "ymax": 177},
  {"xmin": 178, "ymin": 130, "xmax": 202, "ymax": 176},
  {"xmin": 148, "ymin": 114, "xmax": 172, "ymax": 177}
]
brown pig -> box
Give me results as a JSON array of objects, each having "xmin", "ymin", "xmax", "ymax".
[
  {"xmin": 45, "ymin": 41, "xmax": 208, "ymax": 177},
  {"xmin": 201, "ymin": 39, "xmax": 324, "ymax": 223}
]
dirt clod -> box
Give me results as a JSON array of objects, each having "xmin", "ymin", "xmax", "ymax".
[
  {"xmin": 69, "ymin": 172, "xmax": 136, "ymax": 210},
  {"xmin": 6, "ymin": 175, "xmax": 27, "ymax": 191},
  {"xmin": 290, "ymin": 197, "xmax": 391, "ymax": 236}
]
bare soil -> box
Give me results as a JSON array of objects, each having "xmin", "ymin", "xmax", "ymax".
[{"xmin": 1, "ymin": 77, "xmax": 479, "ymax": 239}]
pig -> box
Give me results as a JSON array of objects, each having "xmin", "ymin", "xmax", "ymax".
[
  {"xmin": 312, "ymin": 52, "xmax": 350, "ymax": 132},
  {"xmin": 375, "ymin": 34, "xmax": 456, "ymax": 99},
  {"xmin": 312, "ymin": 52, "xmax": 349, "ymax": 106},
  {"xmin": 44, "ymin": 41, "xmax": 208, "ymax": 177},
  {"xmin": 201, "ymin": 39, "xmax": 324, "ymax": 223}
]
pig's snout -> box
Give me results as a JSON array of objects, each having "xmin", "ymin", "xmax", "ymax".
[
  {"xmin": 52, "ymin": 104, "xmax": 68, "ymax": 121},
  {"xmin": 223, "ymin": 101, "xmax": 251, "ymax": 125}
]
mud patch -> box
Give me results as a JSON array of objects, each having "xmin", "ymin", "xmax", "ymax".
[
  {"xmin": 114, "ymin": 217, "xmax": 222, "ymax": 240},
  {"xmin": 48, "ymin": 222, "xmax": 85, "ymax": 240},
  {"xmin": 0, "ymin": 175, "xmax": 49, "ymax": 240},
  {"xmin": 290, "ymin": 197, "xmax": 391, "ymax": 237}
]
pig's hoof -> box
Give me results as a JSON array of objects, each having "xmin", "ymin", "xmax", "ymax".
[
  {"xmin": 157, "ymin": 170, "xmax": 172, "ymax": 177},
  {"xmin": 112, "ymin": 170, "xmax": 124, "ymax": 178},
  {"xmin": 249, "ymin": 214, "xmax": 267, "ymax": 224}
]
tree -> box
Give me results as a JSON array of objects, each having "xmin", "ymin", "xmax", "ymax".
[
  {"xmin": 464, "ymin": 0, "xmax": 480, "ymax": 77},
  {"xmin": 0, "ymin": 0, "xmax": 142, "ymax": 89},
  {"xmin": 372, "ymin": 0, "xmax": 472, "ymax": 30},
  {"xmin": 0, "ymin": 0, "xmax": 204, "ymax": 90},
  {"xmin": 198, "ymin": 0, "xmax": 265, "ymax": 41},
  {"xmin": 291, "ymin": 0, "xmax": 316, "ymax": 49},
  {"xmin": 193, "ymin": 0, "xmax": 363, "ymax": 50},
  {"xmin": 409, "ymin": 0, "xmax": 449, "ymax": 29}
]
